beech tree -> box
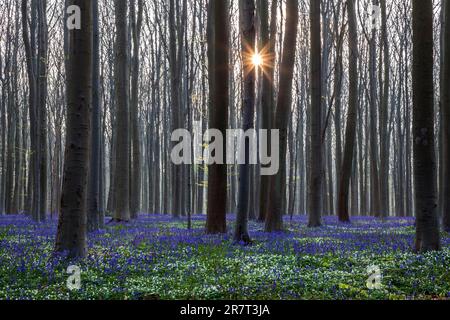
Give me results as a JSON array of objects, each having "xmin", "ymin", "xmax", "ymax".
[
  {"xmin": 130, "ymin": 0, "xmax": 144, "ymax": 220},
  {"xmin": 113, "ymin": 0, "xmax": 130, "ymax": 222},
  {"xmin": 258, "ymin": 0, "xmax": 277, "ymax": 223},
  {"xmin": 87, "ymin": 0, "xmax": 101, "ymax": 232},
  {"xmin": 308, "ymin": 0, "xmax": 323, "ymax": 227},
  {"xmin": 265, "ymin": 0, "xmax": 299, "ymax": 232},
  {"xmin": 206, "ymin": 0, "xmax": 229, "ymax": 234},
  {"xmin": 337, "ymin": 0, "xmax": 358, "ymax": 223},
  {"xmin": 22, "ymin": 0, "xmax": 46, "ymax": 222},
  {"xmin": 412, "ymin": 0, "xmax": 441, "ymax": 252},
  {"xmin": 55, "ymin": 0, "xmax": 92, "ymax": 258},
  {"xmin": 235, "ymin": 0, "xmax": 256, "ymax": 244},
  {"xmin": 442, "ymin": 0, "xmax": 450, "ymax": 232}
]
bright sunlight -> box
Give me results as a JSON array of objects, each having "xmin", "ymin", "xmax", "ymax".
[{"xmin": 251, "ymin": 52, "xmax": 263, "ymax": 67}]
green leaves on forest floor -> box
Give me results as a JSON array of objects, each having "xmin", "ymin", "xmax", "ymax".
[{"xmin": 0, "ymin": 215, "xmax": 449, "ymax": 300}]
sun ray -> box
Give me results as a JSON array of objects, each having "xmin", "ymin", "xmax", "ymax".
[
  {"xmin": 252, "ymin": 52, "xmax": 263, "ymax": 67},
  {"xmin": 241, "ymin": 41, "xmax": 275, "ymax": 79}
]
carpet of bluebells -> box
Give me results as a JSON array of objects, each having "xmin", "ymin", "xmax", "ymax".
[{"xmin": 0, "ymin": 214, "xmax": 449, "ymax": 300}]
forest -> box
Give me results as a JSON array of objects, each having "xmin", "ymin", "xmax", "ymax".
[{"xmin": 0, "ymin": 0, "xmax": 449, "ymax": 301}]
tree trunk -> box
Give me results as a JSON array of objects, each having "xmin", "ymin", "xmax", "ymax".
[
  {"xmin": 265, "ymin": 0, "xmax": 299, "ymax": 232},
  {"xmin": 0, "ymin": 51, "xmax": 5, "ymax": 215},
  {"xmin": 308, "ymin": 0, "xmax": 323, "ymax": 227},
  {"xmin": 369, "ymin": 0, "xmax": 381, "ymax": 218},
  {"xmin": 22, "ymin": 0, "xmax": 40, "ymax": 221},
  {"xmin": 379, "ymin": 0, "xmax": 390, "ymax": 218},
  {"xmin": 337, "ymin": 0, "xmax": 358, "ymax": 223},
  {"xmin": 113, "ymin": 0, "xmax": 131, "ymax": 222},
  {"xmin": 55, "ymin": 0, "xmax": 92, "ymax": 259},
  {"xmin": 87, "ymin": 0, "xmax": 101, "ymax": 232},
  {"xmin": 130, "ymin": 0, "xmax": 144, "ymax": 220},
  {"xmin": 258, "ymin": 0, "xmax": 277, "ymax": 223},
  {"xmin": 235, "ymin": 0, "xmax": 255, "ymax": 244},
  {"xmin": 333, "ymin": 2, "xmax": 344, "ymax": 214},
  {"xmin": 442, "ymin": 0, "xmax": 450, "ymax": 232},
  {"xmin": 206, "ymin": 0, "xmax": 229, "ymax": 234},
  {"xmin": 412, "ymin": 0, "xmax": 441, "ymax": 252},
  {"xmin": 37, "ymin": 0, "xmax": 48, "ymax": 221}
]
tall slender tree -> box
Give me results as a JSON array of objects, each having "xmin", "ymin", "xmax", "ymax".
[
  {"xmin": 337, "ymin": 0, "xmax": 358, "ymax": 223},
  {"xmin": 21, "ymin": 0, "xmax": 40, "ymax": 221},
  {"xmin": 441, "ymin": 0, "xmax": 450, "ymax": 232},
  {"xmin": 258, "ymin": 0, "xmax": 277, "ymax": 223},
  {"xmin": 37, "ymin": 0, "xmax": 48, "ymax": 221},
  {"xmin": 130, "ymin": 0, "xmax": 144, "ymax": 220},
  {"xmin": 235, "ymin": 0, "xmax": 256, "ymax": 244},
  {"xmin": 206, "ymin": 0, "xmax": 229, "ymax": 234},
  {"xmin": 87, "ymin": 0, "xmax": 101, "ymax": 232},
  {"xmin": 379, "ymin": 0, "xmax": 390, "ymax": 218},
  {"xmin": 412, "ymin": 0, "xmax": 441, "ymax": 252},
  {"xmin": 308, "ymin": 0, "xmax": 323, "ymax": 227},
  {"xmin": 168, "ymin": 0, "xmax": 183, "ymax": 219},
  {"xmin": 368, "ymin": 0, "xmax": 381, "ymax": 218},
  {"xmin": 265, "ymin": 0, "xmax": 299, "ymax": 232},
  {"xmin": 0, "ymin": 49, "xmax": 5, "ymax": 216},
  {"xmin": 55, "ymin": 0, "xmax": 93, "ymax": 258},
  {"xmin": 113, "ymin": 0, "xmax": 131, "ymax": 222}
]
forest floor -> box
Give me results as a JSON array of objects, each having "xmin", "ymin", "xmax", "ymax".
[{"xmin": 0, "ymin": 214, "xmax": 449, "ymax": 300}]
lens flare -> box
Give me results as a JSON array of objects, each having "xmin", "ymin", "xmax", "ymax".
[{"xmin": 252, "ymin": 53, "xmax": 263, "ymax": 67}]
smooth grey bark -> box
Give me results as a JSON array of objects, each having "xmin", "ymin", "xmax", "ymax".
[
  {"xmin": 235, "ymin": 0, "xmax": 255, "ymax": 244},
  {"xmin": 412, "ymin": 0, "xmax": 441, "ymax": 252},
  {"xmin": 206, "ymin": 0, "xmax": 229, "ymax": 234},
  {"xmin": 337, "ymin": 0, "xmax": 358, "ymax": 223},
  {"xmin": 5, "ymin": 51, "xmax": 15, "ymax": 216},
  {"xmin": 55, "ymin": 0, "xmax": 92, "ymax": 259},
  {"xmin": 368, "ymin": 0, "xmax": 381, "ymax": 218},
  {"xmin": 265, "ymin": 0, "xmax": 299, "ymax": 232},
  {"xmin": 322, "ymin": 3, "xmax": 333, "ymax": 217},
  {"xmin": 130, "ymin": 0, "xmax": 144, "ymax": 220},
  {"xmin": 12, "ymin": 19, "xmax": 21, "ymax": 214},
  {"xmin": 441, "ymin": 0, "xmax": 450, "ymax": 232},
  {"xmin": 333, "ymin": 2, "xmax": 344, "ymax": 210},
  {"xmin": 308, "ymin": 0, "xmax": 323, "ymax": 227},
  {"xmin": 258, "ymin": 0, "xmax": 277, "ymax": 222},
  {"xmin": 0, "ymin": 51, "xmax": 5, "ymax": 215},
  {"xmin": 396, "ymin": 46, "xmax": 405, "ymax": 217},
  {"xmin": 37, "ymin": 0, "xmax": 48, "ymax": 221},
  {"xmin": 379, "ymin": 0, "xmax": 390, "ymax": 218},
  {"xmin": 87, "ymin": 0, "xmax": 101, "ymax": 232},
  {"xmin": 21, "ymin": 0, "xmax": 40, "ymax": 221},
  {"xmin": 168, "ymin": 0, "xmax": 185, "ymax": 219},
  {"xmin": 113, "ymin": 0, "xmax": 131, "ymax": 222}
]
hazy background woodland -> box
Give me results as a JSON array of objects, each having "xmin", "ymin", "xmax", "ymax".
[{"xmin": 0, "ymin": 0, "xmax": 448, "ymax": 246}]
